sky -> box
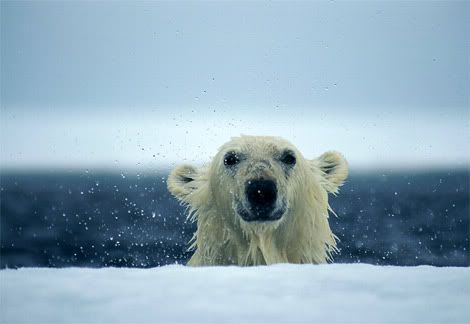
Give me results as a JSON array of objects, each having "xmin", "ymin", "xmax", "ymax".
[{"xmin": 1, "ymin": 1, "xmax": 469, "ymax": 170}]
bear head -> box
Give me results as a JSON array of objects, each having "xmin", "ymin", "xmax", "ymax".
[{"xmin": 168, "ymin": 135, "xmax": 348, "ymax": 265}]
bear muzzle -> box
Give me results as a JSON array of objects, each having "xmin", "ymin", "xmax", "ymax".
[{"xmin": 236, "ymin": 179, "xmax": 285, "ymax": 222}]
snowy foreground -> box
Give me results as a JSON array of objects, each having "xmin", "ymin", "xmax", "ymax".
[{"xmin": 1, "ymin": 264, "xmax": 469, "ymax": 323}]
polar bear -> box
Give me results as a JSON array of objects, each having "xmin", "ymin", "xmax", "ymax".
[{"xmin": 167, "ymin": 135, "xmax": 348, "ymax": 266}]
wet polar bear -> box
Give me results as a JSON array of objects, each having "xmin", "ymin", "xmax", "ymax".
[{"xmin": 168, "ymin": 135, "xmax": 348, "ymax": 266}]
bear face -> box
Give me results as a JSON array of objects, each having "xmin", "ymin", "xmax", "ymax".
[
  {"xmin": 211, "ymin": 137, "xmax": 299, "ymax": 230},
  {"xmin": 168, "ymin": 135, "xmax": 348, "ymax": 266}
]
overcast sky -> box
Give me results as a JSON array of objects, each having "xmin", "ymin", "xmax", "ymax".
[{"xmin": 1, "ymin": 1, "xmax": 469, "ymax": 170}]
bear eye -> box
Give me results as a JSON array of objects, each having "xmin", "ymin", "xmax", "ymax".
[
  {"xmin": 280, "ymin": 151, "xmax": 296, "ymax": 166},
  {"xmin": 224, "ymin": 151, "xmax": 240, "ymax": 167}
]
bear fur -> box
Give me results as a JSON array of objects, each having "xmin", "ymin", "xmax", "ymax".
[{"xmin": 167, "ymin": 135, "xmax": 348, "ymax": 266}]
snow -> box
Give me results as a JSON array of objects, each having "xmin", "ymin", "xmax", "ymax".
[{"xmin": 1, "ymin": 264, "xmax": 469, "ymax": 323}]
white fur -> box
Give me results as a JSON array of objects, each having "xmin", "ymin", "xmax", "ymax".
[{"xmin": 167, "ymin": 135, "xmax": 348, "ymax": 266}]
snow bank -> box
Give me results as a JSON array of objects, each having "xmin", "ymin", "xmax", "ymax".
[{"xmin": 1, "ymin": 264, "xmax": 469, "ymax": 323}]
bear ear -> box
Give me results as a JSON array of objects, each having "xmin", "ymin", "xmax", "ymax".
[
  {"xmin": 167, "ymin": 164, "xmax": 202, "ymax": 201},
  {"xmin": 312, "ymin": 151, "xmax": 348, "ymax": 194}
]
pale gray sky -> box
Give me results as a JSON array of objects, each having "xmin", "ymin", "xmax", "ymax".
[{"xmin": 1, "ymin": 1, "xmax": 469, "ymax": 169}]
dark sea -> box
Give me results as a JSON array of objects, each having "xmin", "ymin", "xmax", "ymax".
[{"xmin": 1, "ymin": 169, "xmax": 469, "ymax": 268}]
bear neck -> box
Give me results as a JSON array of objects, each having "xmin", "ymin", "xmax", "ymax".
[{"xmin": 188, "ymin": 200, "xmax": 337, "ymax": 266}]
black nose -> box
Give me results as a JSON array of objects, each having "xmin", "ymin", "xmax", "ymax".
[{"xmin": 245, "ymin": 180, "xmax": 277, "ymax": 219}]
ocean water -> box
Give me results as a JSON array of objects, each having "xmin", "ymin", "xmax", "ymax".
[{"xmin": 1, "ymin": 169, "xmax": 468, "ymax": 268}]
